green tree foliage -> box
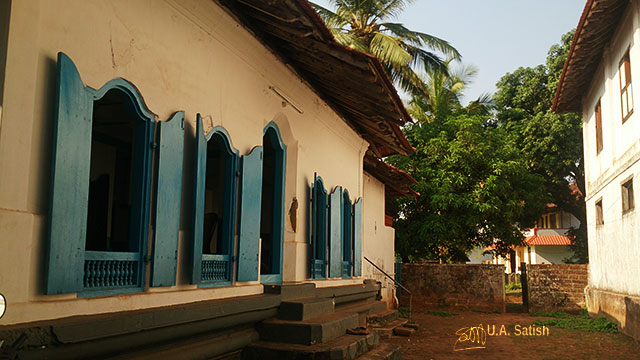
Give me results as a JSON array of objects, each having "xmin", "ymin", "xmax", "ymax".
[
  {"xmin": 494, "ymin": 31, "xmax": 587, "ymax": 263},
  {"xmin": 390, "ymin": 114, "xmax": 547, "ymax": 262},
  {"xmin": 311, "ymin": 0, "xmax": 460, "ymax": 95}
]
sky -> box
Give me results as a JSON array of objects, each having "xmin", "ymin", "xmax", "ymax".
[{"xmin": 314, "ymin": 0, "xmax": 587, "ymax": 104}]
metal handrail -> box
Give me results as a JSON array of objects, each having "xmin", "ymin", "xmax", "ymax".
[{"xmin": 364, "ymin": 256, "xmax": 412, "ymax": 323}]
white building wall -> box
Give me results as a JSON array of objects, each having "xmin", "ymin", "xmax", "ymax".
[
  {"xmin": 362, "ymin": 173, "xmax": 396, "ymax": 306},
  {"xmin": 582, "ymin": 3, "xmax": 640, "ymax": 297},
  {"xmin": 0, "ymin": 0, "xmax": 386, "ymax": 325}
]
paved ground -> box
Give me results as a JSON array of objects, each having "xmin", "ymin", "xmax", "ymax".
[{"xmin": 385, "ymin": 304, "xmax": 640, "ymax": 359}]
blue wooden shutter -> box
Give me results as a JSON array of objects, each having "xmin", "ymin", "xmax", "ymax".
[
  {"xmin": 328, "ymin": 186, "xmax": 342, "ymax": 278},
  {"xmin": 45, "ymin": 52, "xmax": 93, "ymax": 294},
  {"xmin": 353, "ymin": 198, "xmax": 363, "ymax": 277},
  {"xmin": 311, "ymin": 175, "xmax": 327, "ymax": 279},
  {"xmin": 342, "ymin": 190, "xmax": 352, "ymax": 278},
  {"xmin": 190, "ymin": 114, "xmax": 208, "ymax": 284},
  {"xmin": 237, "ymin": 146, "xmax": 264, "ymax": 281},
  {"xmin": 151, "ymin": 112, "xmax": 185, "ymax": 287}
]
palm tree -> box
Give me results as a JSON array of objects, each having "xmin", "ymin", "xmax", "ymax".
[
  {"xmin": 312, "ymin": 0, "xmax": 460, "ymax": 96},
  {"xmin": 409, "ymin": 59, "xmax": 489, "ymax": 123}
]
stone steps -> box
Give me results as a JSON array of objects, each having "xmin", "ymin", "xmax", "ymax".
[
  {"xmin": 278, "ymin": 297, "xmax": 335, "ymax": 321},
  {"xmin": 248, "ymin": 282, "xmax": 395, "ymax": 359},
  {"xmin": 244, "ymin": 332, "xmax": 379, "ymax": 360},
  {"xmin": 366, "ymin": 309, "xmax": 398, "ymax": 327},
  {"xmin": 258, "ymin": 309, "xmax": 360, "ymax": 345}
]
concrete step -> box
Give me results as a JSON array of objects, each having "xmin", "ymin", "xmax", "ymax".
[
  {"xmin": 368, "ymin": 319, "xmax": 408, "ymax": 339},
  {"xmin": 244, "ymin": 332, "xmax": 379, "ymax": 360},
  {"xmin": 112, "ymin": 327, "xmax": 258, "ymax": 360},
  {"xmin": 357, "ymin": 342, "xmax": 402, "ymax": 360},
  {"xmin": 316, "ymin": 282, "xmax": 379, "ymax": 305},
  {"xmin": 263, "ymin": 283, "xmax": 317, "ymax": 301},
  {"xmin": 337, "ymin": 300, "xmax": 388, "ymax": 327},
  {"xmin": 278, "ymin": 297, "xmax": 336, "ymax": 321},
  {"xmin": 366, "ymin": 309, "xmax": 398, "ymax": 327},
  {"xmin": 258, "ymin": 308, "xmax": 360, "ymax": 345}
]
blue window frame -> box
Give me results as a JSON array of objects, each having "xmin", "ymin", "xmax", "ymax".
[
  {"xmin": 191, "ymin": 115, "xmax": 238, "ymax": 286},
  {"xmin": 259, "ymin": 122, "xmax": 287, "ymax": 284},
  {"xmin": 46, "ymin": 52, "xmax": 155, "ymax": 296},
  {"xmin": 310, "ymin": 174, "xmax": 327, "ymax": 279}
]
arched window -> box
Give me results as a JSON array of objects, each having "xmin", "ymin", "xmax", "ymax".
[
  {"xmin": 259, "ymin": 123, "xmax": 286, "ymax": 283},
  {"xmin": 192, "ymin": 115, "xmax": 238, "ymax": 286},
  {"xmin": 46, "ymin": 53, "xmax": 156, "ymax": 295}
]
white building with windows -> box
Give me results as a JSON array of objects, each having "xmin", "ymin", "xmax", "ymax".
[{"xmin": 554, "ymin": 0, "xmax": 640, "ymax": 341}]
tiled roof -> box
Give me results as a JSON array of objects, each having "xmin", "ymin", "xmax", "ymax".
[
  {"xmin": 217, "ymin": 0, "xmax": 414, "ymax": 156},
  {"xmin": 363, "ymin": 149, "xmax": 418, "ymax": 197},
  {"xmin": 526, "ymin": 235, "xmax": 573, "ymax": 246},
  {"xmin": 553, "ymin": 0, "xmax": 629, "ymax": 112}
]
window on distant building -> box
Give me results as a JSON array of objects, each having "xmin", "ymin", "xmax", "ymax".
[
  {"xmin": 595, "ymin": 100, "xmax": 603, "ymax": 155},
  {"xmin": 622, "ymin": 178, "xmax": 634, "ymax": 214},
  {"xmin": 595, "ymin": 199, "xmax": 604, "ymax": 225},
  {"xmin": 538, "ymin": 212, "xmax": 559, "ymax": 228},
  {"xmin": 620, "ymin": 50, "xmax": 634, "ymax": 122}
]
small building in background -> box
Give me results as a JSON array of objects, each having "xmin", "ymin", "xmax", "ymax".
[{"xmin": 481, "ymin": 206, "xmax": 580, "ymax": 273}]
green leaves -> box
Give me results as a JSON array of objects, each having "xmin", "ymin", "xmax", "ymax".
[
  {"xmin": 494, "ymin": 30, "xmax": 587, "ymax": 263},
  {"xmin": 390, "ymin": 115, "xmax": 547, "ymax": 262},
  {"xmin": 310, "ymin": 0, "xmax": 459, "ymax": 96}
]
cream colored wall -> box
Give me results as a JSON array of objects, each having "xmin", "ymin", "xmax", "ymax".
[
  {"xmin": 0, "ymin": 0, "xmax": 373, "ymax": 325},
  {"xmin": 533, "ymin": 245, "xmax": 572, "ymax": 265},
  {"xmin": 582, "ymin": 2, "xmax": 640, "ymax": 297},
  {"xmin": 362, "ymin": 173, "xmax": 395, "ymax": 306}
]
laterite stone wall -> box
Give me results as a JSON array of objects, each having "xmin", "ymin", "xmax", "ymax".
[
  {"xmin": 527, "ymin": 264, "xmax": 588, "ymax": 313},
  {"xmin": 399, "ymin": 264, "xmax": 505, "ymax": 312}
]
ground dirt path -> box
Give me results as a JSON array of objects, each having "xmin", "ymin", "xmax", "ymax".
[{"xmin": 385, "ymin": 310, "xmax": 640, "ymax": 359}]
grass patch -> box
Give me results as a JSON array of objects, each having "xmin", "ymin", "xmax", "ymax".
[
  {"xmin": 426, "ymin": 310, "xmax": 457, "ymax": 317},
  {"xmin": 530, "ymin": 310, "xmax": 618, "ymax": 333},
  {"xmin": 529, "ymin": 311, "xmax": 571, "ymax": 318},
  {"xmin": 505, "ymin": 283, "xmax": 522, "ymax": 291},
  {"xmin": 470, "ymin": 308, "xmax": 490, "ymax": 313}
]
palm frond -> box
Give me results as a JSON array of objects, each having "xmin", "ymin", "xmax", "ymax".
[
  {"xmin": 379, "ymin": 22, "xmax": 423, "ymax": 45},
  {"xmin": 333, "ymin": 31, "xmax": 369, "ymax": 52},
  {"xmin": 370, "ymin": 31, "xmax": 412, "ymax": 66},
  {"xmin": 404, "ymin": 45, "xmax": 447, "ymax": 75},
  {"xmin": 466, "ymin": 93, "xmax": 495, "ymax": 116},
  {"xmin": 377, "ymin": 0, "xmax": 413, "ymax": 20},
  {"xmin": 407, "ymin": 29, "xmax": 461, "ymax": 60},
  {"xmin": 386, "ymin": 61, "xmax": 428, "ymax": 96}
]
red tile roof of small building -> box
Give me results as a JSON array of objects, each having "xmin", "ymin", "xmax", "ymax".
[{"xmin": 525, "ymin": 235, "xmax": 573, "ymax": 246}]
